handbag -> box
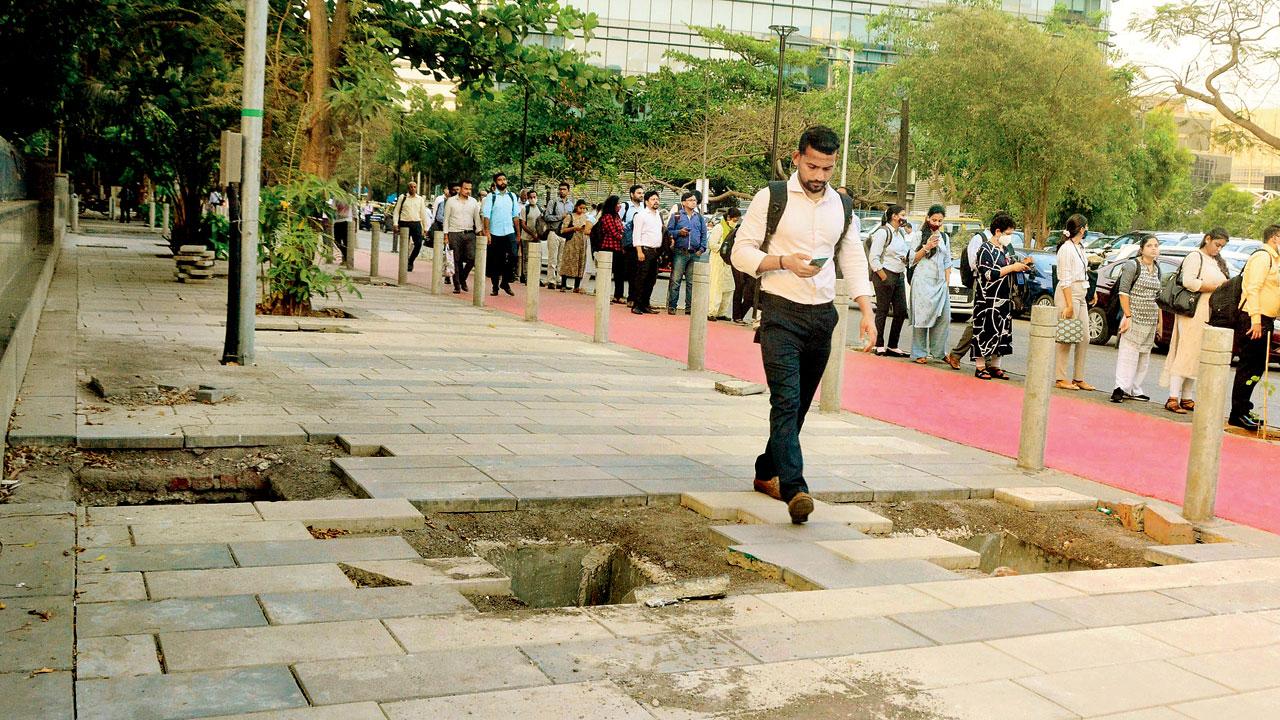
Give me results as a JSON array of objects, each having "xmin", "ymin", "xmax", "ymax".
[
  {"xmin": 1156, "ymin": 253, "xmax": 1202, "ymax": 317},
  {"xmin": 1056, "ymin": 317, "xmax": 1085, "ymax": 344}
]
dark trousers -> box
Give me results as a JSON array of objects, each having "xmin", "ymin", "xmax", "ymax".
[
  {"xmin": 755, "ymin": 292, "xmax": 838, "ymax": 503},
  {"xmin": 732, "ymin": 267, "xmax": 757, "ymax": 321},
  {"xmin": 950, "ymin": 321, "xmax": 974, "ymax": 358},
  {"xmin": 611, "ymin": 249, "xmax": 628, "ymax": 300},
  {"xmin": 333, "ymin": 221, "xmax": 351, "ymax": 262},
  {"xmin": 487, "ymin": 232, "xmax": 516, "ymax": 290},
  {"xmin": 1231, "ymin": 316, "xmax": 1274, "ymax": 418},
  {"xmin": 631, "ymin": 246, "xmax": 659, "ymax": 311},
  {"xmin": 402, "ymin": 221, "xmax": 424, "ymax": 270},
  {"xmin": 873, "ymin": 270, "xmax": 908, "ymax": 349},
  {"xmin": 448, "ymin": 231, "xmax": 476, "ymax": 289}
]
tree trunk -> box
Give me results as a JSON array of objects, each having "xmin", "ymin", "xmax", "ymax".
[
  {"xmin": 298, "ymin": 0, "xmax": 349, "ymax": 179},
  {"xmin": 1029, "ymin": 173, "xmax": 1051, "ymax": 250}
]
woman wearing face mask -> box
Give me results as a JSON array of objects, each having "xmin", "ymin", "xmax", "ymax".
[
  {"xmin": 1159, "ymin": 228, "xmax": 1231, "ymax": 414},
  {"xmin": 1054, "ymin": 214, "xmax": 1096, "ymax": 391},
  {"xmin": 908, "ymin": 205, "xmax": 953, "ymax": 363},
  {"xmin": 972, "ymin": 212, "xmax": 1032, "ymax": 379},
  {"xmin": 1111, "ymin": 235, "xmax": 1163, "ymax": 403},
  {"xmin": 867, "ymin": 204, "xmax": 911, "ymax": 357}
]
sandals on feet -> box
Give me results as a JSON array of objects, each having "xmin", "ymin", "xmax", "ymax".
[
  {"xmin": 1165, "ymin": 398, "xmax": 1189, "ymax": 414},
  {"xmin": 975, "ymin": 368, "xmax": 993, "ymax": 380},
  {"xmin": 989, "ymin": 368, "xmax": 1010, "ymax": 380}
]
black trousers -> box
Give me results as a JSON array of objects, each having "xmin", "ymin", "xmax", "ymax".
[
  {"xmin": 873, "ymin": 270, "xmax": 908, "ymax": 349},
  {"xmin": 755, "ymin": 292, "xmax": 838, "ymax": 503},
  {"xmin": 1231, "ymin": 316, "xmax": 1274, "ymax": 418},
  {"xmin": 611, "ymin": 249, "xmax": 629, "ymax": 300},
  {"xmin": 448, "ymin": 231, "xmax": 476, "ymax": 288},
  {"xmin": 402, "ymin": 221, "xmax": 424, "ymax": 269},
  {"xmin": 631, "ymin": 246, "xmax": 659, "ymax": 310},
  {"xmin": 732, "ymin": 267, "xmax": 757, "ymax": 321},
  {"xmin": 487, "ymin": 232, "xmax": 516, "ymax": 290}
]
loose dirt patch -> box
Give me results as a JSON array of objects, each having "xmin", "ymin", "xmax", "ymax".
[{"xmin": 869, "ymin": 499, "xmax": 1155, "ymax": 570}]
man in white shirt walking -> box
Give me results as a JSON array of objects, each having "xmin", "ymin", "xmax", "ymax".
[
  {"xmin": 731, "ymin": 126, "xmax": 876, "ymax": 524},
  {"xmin": 629, "ymin": 190, "xmax": 664, "ymax": 314},
  {"xmin": 444, "ymin": 179, "xmax": 484, "ymax": 293},
  {"xmin": 392, "ymin": 181, "xmax": 433, "ymax": 273}
]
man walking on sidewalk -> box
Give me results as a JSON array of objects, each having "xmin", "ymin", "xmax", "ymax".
[
  {"xmin": 444, "ymin": 180, "xmax": 483, "ymax": 294},
  {"xmin": 1229, "ymin": 224, "xmax": 1280, "ymax": 431},
  {"xmin": 392, "ymin": 181, "xmax": 432, "ymax": 273},
  {"xmin": 482, "ymin": 172, "xmax": 520, "ymax": 297},
  {"xmin": 731, "ymin": 126, "xmax": 875, "ymax": 524},
  {"xmin": 543, "ymin": 183, "xmax": 574, "ymax": 288}
]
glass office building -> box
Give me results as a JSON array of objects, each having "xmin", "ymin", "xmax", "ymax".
[{"xmin": 545, "ymin": 0, "xmax": 1111, "ymax": 75}]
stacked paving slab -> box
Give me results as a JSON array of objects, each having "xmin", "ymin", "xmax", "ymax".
[{"xmin": 173, "ymin": 245, "xmax": 214, "ymax": 283}]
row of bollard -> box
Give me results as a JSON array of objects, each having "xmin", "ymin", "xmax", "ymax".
[{"xmin": 1017, "ymin": 305, "xmax": 1231, "ymax": 523}]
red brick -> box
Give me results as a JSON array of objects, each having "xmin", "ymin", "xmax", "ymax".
[{"xmin": 1144, "ymin": 505, "xmax": 1195, "ymax": 545}]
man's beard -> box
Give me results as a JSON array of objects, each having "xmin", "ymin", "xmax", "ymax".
[{"xmin": 802, "ymin": 179, "xmax": 827, "ymax": 193}]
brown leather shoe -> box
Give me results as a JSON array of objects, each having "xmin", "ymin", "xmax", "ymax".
[
  {"xmin": 943, "ymin": 353, "xmax": 961, "ymax": 370},
  {"xmin": 753, "ymin": 477, "xmax": 781, "ymax": 500},
  {"xmin": 1073, "ymin": 380, "xmax": 1097, "ymax": 392},
  {"xmin": 787, "ymin": 492, "xmax": 814, "ymax": 524},
  {"xmin": 1165, "ymin": 398, "xmax": 1188, "ymax": 415},
  {"xmin": 1054, "ymin": 380, "xmax": 1079, "ymax": 390},
  {"xmin": 1180, "ymin": 399, "xmax": 1196, "ymax": 412}
]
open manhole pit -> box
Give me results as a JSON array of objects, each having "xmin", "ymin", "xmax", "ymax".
[{"xmin": 475, "ymin": 540, "xmax": 669, "ymax": 608}]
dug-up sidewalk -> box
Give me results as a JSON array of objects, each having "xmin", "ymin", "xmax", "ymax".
[{"xmin": 4, "ymin": 224, "xmax": 1280, "ymax": 719}]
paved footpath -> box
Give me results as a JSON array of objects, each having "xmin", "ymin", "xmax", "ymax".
[{"xmin": 5, "ymin": 224, "xmax": 1280, "ymax": 718}]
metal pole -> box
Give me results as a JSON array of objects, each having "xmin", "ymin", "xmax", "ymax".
[
  {"xmin": 520, "ymin": 84, "xmax": 530, "ymax": 190},
  {"xmin": 1183, "ymin": 327, "xmax": 1234, "ymax": 522},
  {"xmin": 525, "ymin": 240, "xmax": 541, "ymax": 321},
  {"xmin": 840, "ymin": 51, "xmax": 854, "ymax": 187},
  {"xmin": 688, "ymin": 261, "xmax": 710, "ymax": 370},
  {"xmin": 768, "ymin": 25, "xmax": 797, "ymax": 182},
  {"xmin": 230, "ymin": 0, "xmax": 268, "ymax": 365},
  {"xmin": 1018, "ymin": 305, "xmax": 1057, "ymax": 471},
  {"xmin": 473, "ymin": 233, "xmax": 487, "ymax": 307},
  {"xmin": 820, "ymin": 279, "xmax": 850, "ymax": 412},
  {"xmin": 593, "ymin": 251, "xmax": 612, "ymax": 343},
  {"xmin": 897, "ymin": 97, "xmax": 910, "ymax": 207}
]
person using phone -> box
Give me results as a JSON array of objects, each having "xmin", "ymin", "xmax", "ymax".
[
  {"xmin": 908, "ymin": 205, "xmax": 953, "ymax": 364},
  {"xmin": 971, "ymin": 213, "xmax": 1028, "ymax": 379},
  {"xmin": 867, "ymin": 204, "xmax": 911, "ymax": 357}
]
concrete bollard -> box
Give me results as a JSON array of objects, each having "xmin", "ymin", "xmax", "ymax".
[
  {"xmin": 473, "ymin": 233, "xmax": 488, "ymax": 307},
  {"xmin": 70, "ymin": 195, "xmax": 79, "ymax": 233},
  {"xmin": 149, "ymin": 202, "xmax": 156, "ymax": 229},
  {"xmin": 369, "ymin": 223, "xmax": 381, "ymax": 279},
  {"xmin": 688, "ymin": 260, "xmax": 710, "ymax": 370},
  {"xmin": 1017, "ymin": 305, "xmax": 1058, "ymax": 471},
  {"xmin": 108, "ymin": 196, "xmax": 116, "ymax": 221},
  {"xmin": 594, "ymin": 251, "xmax": 612, "ymax": 343},
  {"xmin": 161, "ymin": 203, "xmax": 170, "ymax": 231},
  {"xmin": 1183, "ymin": 326, "xmax": 1235, "ymax": 522},
  {"xmin": 431, "ymin": 231, "xmax": 445, "ymax": 294},
  {"xmin": 343, "ymin": 225, "xmax": 355, "ymax": 270},
  {"xmin": 397, "ymin": 227, "xmax": 409, "ymax": 286},
  {"xmin": 525, "ymin": 241, "xmax": 541, "ymax": 321},
  {"xmin": 820, "ymin": 279, "xmax": 851, "ymax": 412}
]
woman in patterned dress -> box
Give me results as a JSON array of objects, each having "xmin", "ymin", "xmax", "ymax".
[
  {"xmin": 970, "ymin": 213, "xmax": 1033, "ymax": 380},
  {"xmin": 558, "ymin": 199, "xmax": 592, "ymax": 293},
  {"xmin": 1111, "ymin": 235, "xmax": 1163, "ymax": 403}
]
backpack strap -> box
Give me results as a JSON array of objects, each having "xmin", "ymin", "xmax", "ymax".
[
  {"xmin": 834, "ymin": 193, "xmax": 854, "ymax": 278},
  {"xmin": 760, "ymin": 181, "xmax": 788, "ymax": 254}
]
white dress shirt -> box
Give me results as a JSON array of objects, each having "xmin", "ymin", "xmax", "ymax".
[
  {"xmin": 443, "ymin": 196, "xmax": 482, "ymax": 233},
  {"xmin": 730, "ymin": 174, "xmax": 872, "ymax": 304},
  {"xmin": 1057, "ymin": 240, "xmax": 1088, "ymax": 290},
  {"xmin": 394, "ymin": 194, "xmax": 430, "ymax": 225},
  {"xmin": 867, "ymin": 224, "xmax": 910, "ymax": 274},
  {"xmin": 632, "ymin": 207, "xmax": 663, "ymax": 249}
]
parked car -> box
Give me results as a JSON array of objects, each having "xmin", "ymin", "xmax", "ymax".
[
  {"xmin": 1099, "ymin": 231, "xmax": 1192, "ymax": 263},
  {"xmin": 1226, "ymin": 238, "xmax": 1262, "ymax": 256}
]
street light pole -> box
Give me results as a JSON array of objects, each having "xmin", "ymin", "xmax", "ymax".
[
  {"xmin": 229, "ymin": 0, "xmax": 268, "ymax": 365},
  {"xmin": 768, "ymin": 24, "xmax": 798, "ymax": 181},
  {"xmin": 520, "ymin": 83, "xmax": 530, "ymax": 190},
  {"xmin": 840, "ymin": 49, "xmax": 854, "ymax": 187}
]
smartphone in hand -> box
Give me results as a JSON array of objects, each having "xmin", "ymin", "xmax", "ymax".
[{"xmin": 809, "ymin": 257, "xmax": 829, "ymax": 268}]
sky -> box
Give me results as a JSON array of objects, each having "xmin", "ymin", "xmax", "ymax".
[{"xmin": 1108, "ymin": 0, "xmax": 1278, "ymax": 109}]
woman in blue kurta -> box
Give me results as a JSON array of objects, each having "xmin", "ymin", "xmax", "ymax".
[
  {"xmin": 970, "ymin": 213, "xmax": 1034, "ymax": 379},
  {"xmin": 908, "ymin": 205, "xmax": 953, "ymax": 363}
]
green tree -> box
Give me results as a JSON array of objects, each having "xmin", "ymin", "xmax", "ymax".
[
  {"xmin": 1201, "ymin": 183, "xmax": 1257, "ymax": 236},
  {"xmin": 1251, "ymin": 198, "xmax": 1280, "ymax": 240},
  {"xmin": 881, "ymin": 4, "xmax": 1131, "ymax": 246}
]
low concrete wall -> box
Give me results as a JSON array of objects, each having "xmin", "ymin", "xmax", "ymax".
[{"xmin": 0, "ymin": 200, "xmax": 62, "ymax": 476}]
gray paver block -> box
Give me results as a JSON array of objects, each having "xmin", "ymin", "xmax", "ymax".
[
  {"xmin": 78, "ymin": 571, "xmax": 147, "ymax": 603},
  {"xmin": 1145, "ymin": 542, "xmax": 1280, "ymax": 565},
  {"xmin": 77, "ymin": 595, "xmax": 268, "ymax": 638},
  {"xmin": 130, "ymin": 520, "xmax": 313, "ymax": 545},
  {"xmin": 1035, "ymin": 590, "xmax": 1210, "ymax": 628},
  {"xmin": 253, "ymin": 499, "xmax": 423, "ymax": 532},
  {"xmin": 0, "ymin": 670, "xmax": 72, "ymax": 720},
  {"xmin": 293, "ymin": 647, "xmax": 549, "ymax": 705},
  {"xmin": 708, "ymin": 522, "xmax": 867, "ymax": 548},
  {"xmin": 728, "ymin": 543, "xmax": 959, "ymax": 590},
  {"xmin": 331, "ymin": 455, "xmax": 473, "ymax": 473},
  {"xmin": 504, "ymin": 479, "xmax": 648, "ymax": 508},
  {"xmin": 229, "ymin": 536, "xmax": 419, "ymax": 567},
  {"xmin": 818, "ymin": 537, "xmax": 981, "ymax": 570},
  {"xmin": 303, "ymin": 422, "xmax": 424, "ymax": 443},
  {"xmin": 1159, "ymin": 579, "xmax": 1280, "ymax": 614},
  {"xmin": 146, "ymin": 564, "xmax": 353, "ymax": 599},
  {"xmin": 258, "ymin": 585, "xmax": 475, "ymax": 625},
  {"xmin": 891, "ymin": 602, "xmax": 1084, "ymax": 644},
  {"xmin": 79, "ymin": 544, "xmax": 235, "ymax": 574},
  {"xmin": 159, "ymin": 619, "xmax": 404, "ymax": 671},
  {"xmin": 521, "ymin": 631, "xmax": 758, "ymax": 683},
  {"xmin": 85, "ymin": 503, "xmax": 260, "ymax": 525},
  {"xmin": 76, "ymin": 666, "xmax": 307, "ymax": 720},
  {"xmin": 720, "ymin": 616, "xmax": 933, "ymax": 663},
  {"xmin": 381, "ymin": 680, "xmax": 655, "ymax": 720},
  {"xmin": 184, "ymin": 425, "xmax": 308, "ymax": 448},
  {"xmin": 995, "ymin": 486, "xmax": 1098, "ymax": 512},
  {"xmin": 860, "ymin": 476, "xmax": 971, "ymax": 501},
  {"xmin": 1015, "ymin": 659, "xmax": 1233, "ymax": 717},
  {"xmin": 79, "ymin": 524, "xmax": 133, "ymax": 548},
  {"xmin": 0, "ymin": 595, "xmax": 72, "ymax": 672},
  {"xmin": 383, "ymin": 609, "xmax": 615, "ymax": 652},
  {"xmin": 77, "ymin": 634, "xmax": 162, "ymax": 679},
  {"xmin": 363, "ymin": 480, "xmax": 518, "ymax": 512},
  {"xmin": 715, "ymin": 380, "xmax": 766, "ymax": 396},
  {"xmin": 77, "ymin": 425, "xmax": 185, "ymax": 449},
  {"xmin": 804, "ymin": 476, "xmax": 876, "ymax": 503},
  {"xmin": 1173, "ymin": 686, "xmax": 1280, "ymax": 720},
  {"xmin": 341, "ymin": 558, "xmax": 510, "ymax": 596},
  {"xmin": 200, "ymin": 704, "xmax": 387, "ymax": 720},
  {"xmin": 681, "ymin": 492, "xmax": 892, "ymax": 533}
]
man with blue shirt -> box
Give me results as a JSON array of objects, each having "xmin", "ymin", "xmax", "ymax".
[
  {"xmin": 482, "ymin": 172, "xmax": 521, "ymax": 296},
  {"xmin": 666, "ymin": 191, "xmax": 709, "ymax": 315}
]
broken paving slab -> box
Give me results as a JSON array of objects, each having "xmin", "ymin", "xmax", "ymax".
[
  {"xmin": 129, "ymin": 520, "xmax": 313, "ymax": 545},
  {"xmin": 84, "ymin": 502, "xmax": 260, "ymax": 525},
  {"xmin": 257, "ymin": 585, "xmax": 475, "ymax": 625},
  {"xmin": 253, "ymin": 498, "xmax": 424, "ymax": 532},
  {"xmin": 708, "ymin": 522, "xmax": 868, "ymax": 548},
  {"xmin": 88, "ymin": 374, "xmax": 157, "ymax": 399},
  {"xmin": 728, "ymin": 543, "xmax": 960, "ymax": 591},
  {"xmin": 75, "ymin": 666, "xmax": 307, "ymax": 720},
  {"xmin": 364, "ymin": 481, "xmax": 519, "ymax": 513},
  {"xmin": 228, "ymin": 536, "xmax": 420, "ymax": 567},
  {"xmin": 715, "ymin": 380, "xmax": 766, "ymax": 396},
  {"xmin": 817, "ymin": 537, "xmax": 981, "ymax": 571},
  {"xmin": 632, "ymin": 574, "xmax": 730, "ymax": 606},
  {"xmin": 1145, "ymin": 543, "xmax": 1280, "ymax": 566},
  {"xmin": 340, "ymin": 557, "xmax": 510, "ymax": 596},
  {"xmin": 681, "ymin": 491, "xmax": 892, "ymax": 533},
  {"xmin": 995, "ymin": 486, "xmax": 1097, "ymax": 512}
]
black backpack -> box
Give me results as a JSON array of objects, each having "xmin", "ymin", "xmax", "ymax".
[
  {"xmin": 1209, "ymin": 249, "xmax": 1272, "ymax": 328},
  {"xmin": 959, "ymin": 231, "xmax": 986, "ymax": 288},
  {"xmin": 719, "ymin": 183, "xmax": 855, "ymax": 273},
  {"xmin": 589, "ymin": 216, "xmax": 605, "ymax": 253}
]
